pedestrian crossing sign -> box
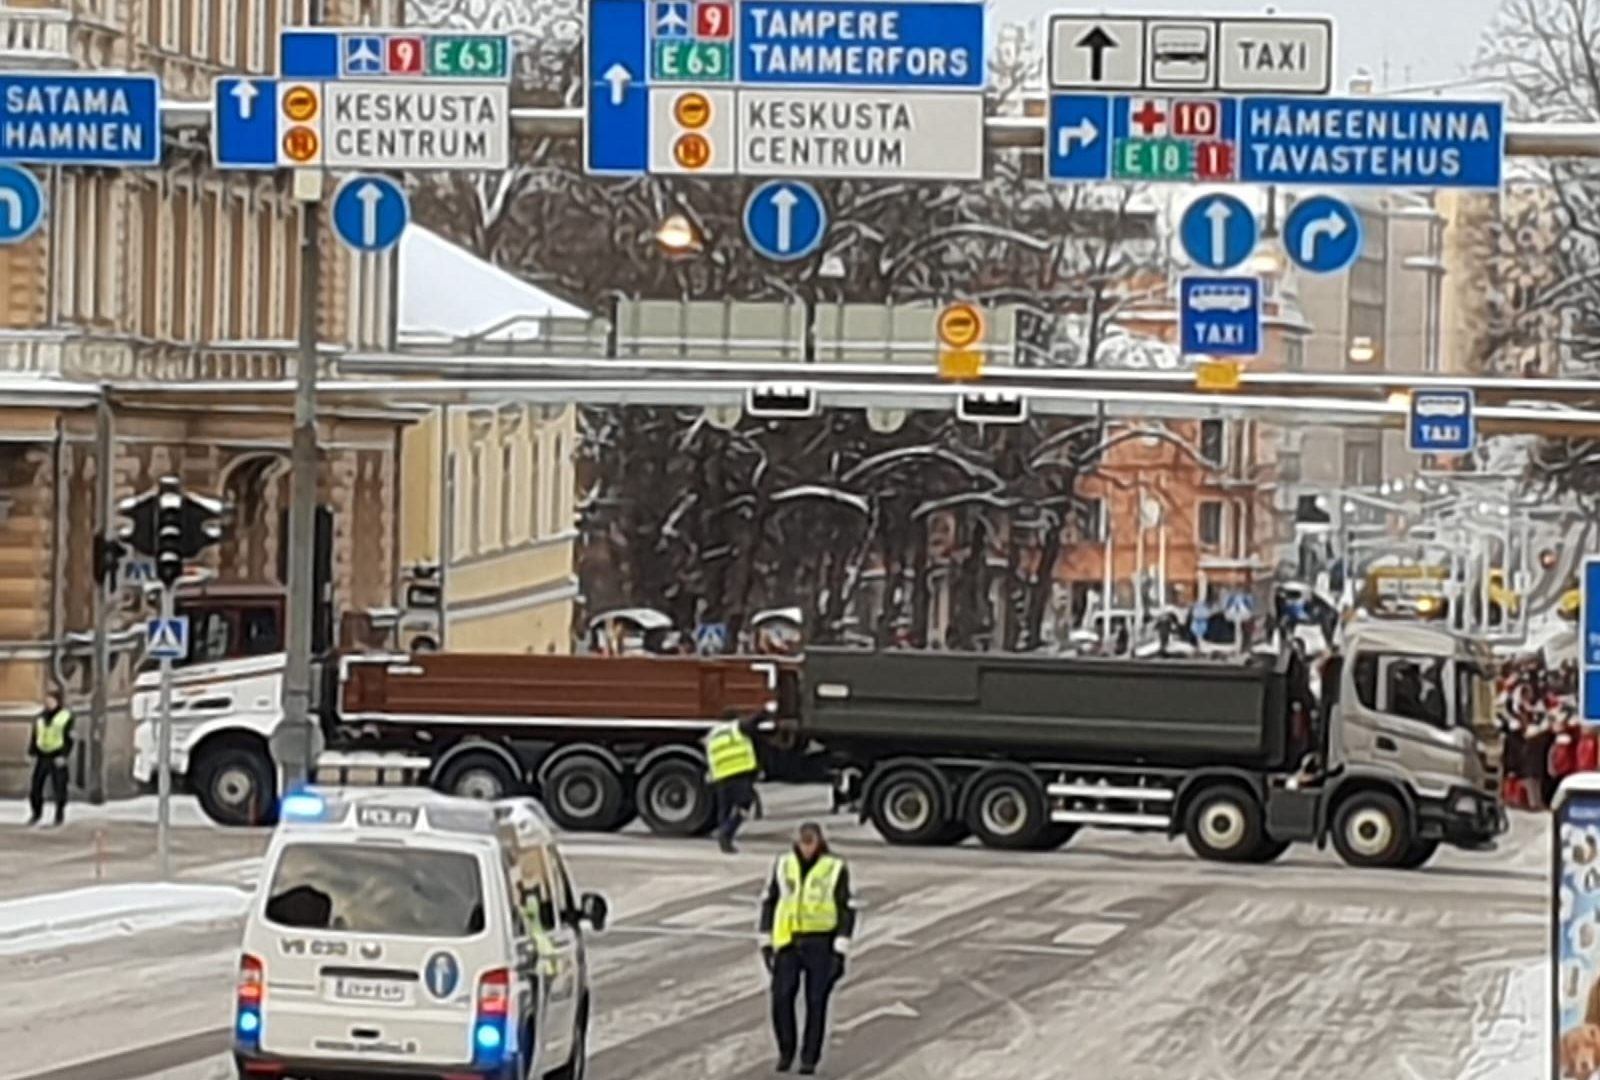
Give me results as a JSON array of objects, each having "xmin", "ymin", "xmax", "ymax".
[{"xmin": 146, "ymin": 616, "xmax": 190, "ymax": 660}]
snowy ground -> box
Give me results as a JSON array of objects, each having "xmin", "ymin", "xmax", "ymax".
[{"xmin": 0, "ymin": 789, "xmax": 1555, "ymax": 1080}]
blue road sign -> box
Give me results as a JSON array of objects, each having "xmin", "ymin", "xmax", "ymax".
[
  {"xmin": 281, "ymin": 30, "xmax": 342, "ymax": 77},
  {"xmin": 1179, "ymin": 194, "xmax": 1256, "ymax": 271},
  {"xmin": 1048, "ymin": 94, "xmax": 1110, "ymax": 182},
  {"xmin": 0, "ymin": 165, "xmax": 45, "ymax": 246},
  {"xmin": 331, "ymin": 175, "xmax": 409, "ymax": 254},
  {"xmin": 738, "ymin": 1, "xmax": 985, "ymax": 88},
  {"xmin": 0, "ymin": 74, "xmax": 162, "ymax": 166},
  {"xmin": 586, "ymin": 0, "xmax": 651, "ymax": 175},
  {"xmin": 212, "ymin": 77, "xmax": 279, "ymax": 170},
  {"xmin": 1179, "ymin": 276, "xmax": 1262, "ymax": 358},
  {"xmin": 1584, "ymin": 557, "xmax": 1600, "ymax": 723},
  {"xmin": 1239, "ymin": 97, "xmax": 1505, "ymax": 189},
  {"xmin": 343, "ymin": 34, "xmax": 385, "ymax": 75},
  {"xmin": 654, "ymin": 1, "xmax": 692, "ymax": 37},
  {"xmin": 744, "ymin": 180, "xmax": 827, "ymax": 261},
  {"xmin": 1283, "ymin": 194, "xmax": 1362, "ymax": 275},
  {"xmin": 146, "ymin": 616, "xmax": 190, "ymax": 661},
  {"xmin": 1407, "ymin": 388, "xmax": 1475, "ymax": 455}
]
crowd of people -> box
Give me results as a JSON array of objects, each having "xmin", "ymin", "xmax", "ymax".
[{"xmin": 1499, "ymin": 654, "xmax": 1591, "ymax": 810}]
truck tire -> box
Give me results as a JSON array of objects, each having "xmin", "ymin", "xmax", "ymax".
[
  {"xmin": 436, "ymin": 751, "xmax": 519, "ymax": 802},
  {"xmin": 1331, "ymin": 790, "xmax": 1411, "ymax": 869},
  {"xmin": 543, "ymin": 756, "xmax": 628, "ymax": 833},
  {"xmin": 1032, "ymin": 824, "xmax": 1080, "ymax": 851},
  {"xmin": 1183, "ymin": 784, "xmax": 1265, "ymax": 863},
  {"xmin": 866, "ymin": 767, "xmax": 950, "ymax": 846},
  {"xmin": 635, "ymin": 759, "xmax": 714, "ymax": 837},
  {"xmin": 1244, "ymin": 838, "xmax": 1291, "ymax": 864},
  {"xmin": 964, "ymin": 770, "xmax": 1048, "ymax": 850},
  {"xmin": 1395, "ymin": 837, "xmax": 1439, "ymax": 870},
  {"xmin": 192, "ymin": 744, "xmax": 277, "ymax": 827}
]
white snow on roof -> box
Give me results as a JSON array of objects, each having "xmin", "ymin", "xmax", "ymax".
[{"xmin": 398, "ymin": 226, "xmax": 590, "ymax": 343}]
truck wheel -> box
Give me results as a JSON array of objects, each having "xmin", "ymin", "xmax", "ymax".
[
  {"xmin": 1331, "ymin": 790, "xmax": 1410, "ymax": 868},
  {"xmin": 1395, "ymin": 837, "xmax": 1439, "ymax": 870},
  {"xmin": 964, "ymin": 770, "xmax": 1048, "ymax": 850},
  {"xmin": 1183, "ymin": 785, "xmax": 1265, "ymax": 863},
  {"xmin": 543, "ymin": 756, "xmax": 628, "ymax": 833},
  {"xmin": 1032, "ymin": 824, "xmax": 1080, "ymax": 851},
  {"xmin": 1244, "ymin": 838, "xmax": 1291, "ymax": 864},
  {"xmin": 635, "ymin": 759, "xmax": 714, "ymax": 837},
  {"xmin": 193, "ymin": 745, "xmax": 277, "ymax": 827},
  {"xmin": 436, "ymin": 752, "xmax": 519, "ymax": 802},
  {"xmin": 866, "ymin": 768, "xmax": 949, "ymax": 846}
]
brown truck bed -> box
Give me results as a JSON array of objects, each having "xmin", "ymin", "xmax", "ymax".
[{"xmin": 339, "ymin": 652, "xmax": 788, "ymax": 730}]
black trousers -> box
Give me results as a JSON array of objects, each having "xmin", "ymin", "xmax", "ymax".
[
  {"xmin": 771, "ymin": 938, "xmax": 838, "ymax": 1067},
  {"xmin": 714, "ymin": 774, "xmax": 755, "ymax": 842},
  {"xmin": 28, "ymin": 756, "xmax": 68, "ymax": 820}
]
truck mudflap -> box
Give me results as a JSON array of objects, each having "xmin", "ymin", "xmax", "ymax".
[{"xmin": 1416, "ymin": 786, "xmax": 1505, "ymax": 850}]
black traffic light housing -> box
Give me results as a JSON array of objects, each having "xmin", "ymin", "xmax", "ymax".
[
  {"xmin": 93, "ymin": 536, "xmax": 127, "ymax": 589},
  {"xmin": 117, "ymin": 475, "xmax": 228, "ymax": 588}
]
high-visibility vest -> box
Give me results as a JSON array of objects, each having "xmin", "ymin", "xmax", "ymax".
[
  {"xmin": 706, "ymin": 721, "xmax": 758, "ymax": 782},
  {"xmin": 771, "ymin": 852, "xmax": 843, "ymax": 949},
  {"xmin": 34, "ymin": 709, "xmax": 72, "ymax": 755},
  {"xmin": 520, "ymin": 901, "xmax": 559, "ymax": 977}
]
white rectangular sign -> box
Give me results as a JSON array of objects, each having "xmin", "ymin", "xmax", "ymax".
[
  {"xmin": 1218, "ymin": 19, "xmax": 1333, "ymax": 94},
  {"xmin": 1048, "ymin": 13, "xmax": 1333, "ymax": 95},
  {"xmin": 737, "ymin": 89, "xmax": 984, "ymax": 180},
  {"xmin": 319, "ymin": 81, "xmax": 510, "ymax": 170},
  {"xmin": 647, "ymin": 87, "xmax": 737, "ymax": 176}
]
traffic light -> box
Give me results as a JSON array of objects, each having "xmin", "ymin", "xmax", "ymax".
[
  {"xmin": 403, "ymin": 563, "xmax": 443, "ymax": 611},
  {"xmin": 156, "ymin": 476, "xmax": 184, "ymax": 587},
  {"xmin": 116, "ymin": 476, "xmax": 228, "ymax": 589}
]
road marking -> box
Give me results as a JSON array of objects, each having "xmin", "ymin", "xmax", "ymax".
[
  {"xmin": 834, "ymin": 999, "xmax": 919, "ymax": 1033},
  {"xmin": 605, "ymin": 923, "xmax": 755, "ymax": 941},
  {"xmin": 978, "ymin": 941, "xmax": 1095, "ymax": 957},
  {"xmin": 1053, "ymin": 921, "xmax": 1126, "ymax": 947},
  {"xmin": 659, "ymin": 903, "xmax": 748, "ymax": 928}
]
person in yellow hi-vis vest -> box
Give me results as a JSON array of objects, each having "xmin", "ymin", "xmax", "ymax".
[
  {"xmin": 27, "ymin": 688, "xmax": 74, "ymax": 827},
  {"xmin": 705, "ymin": 708, "xmax": 762, "ymax": 854},
  {"xmin": 758, "ymin": 822, "xmax": 856, "ymax": 1075},
  {"xmin": 519, "ymin": 889, "xmax": 560, "ymax": 980}
]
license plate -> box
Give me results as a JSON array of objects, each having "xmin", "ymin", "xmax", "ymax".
[{"xmin": 331, "ymin": 977, "xmax": 409, "ymax": 1004}]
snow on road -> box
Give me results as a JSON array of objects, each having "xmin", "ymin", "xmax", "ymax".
[{"xmin": 0, "ymin": 883, "xmax": 251, "ymax": 957}]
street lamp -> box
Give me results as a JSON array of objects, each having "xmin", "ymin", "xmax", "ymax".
[
  {"xmin": 1348, "ymin": 336, "xmax": 1379, "ymax": 363},
  {"xmin": 654, "ymin": 213, "xmax": 702, "ymax": 256}
]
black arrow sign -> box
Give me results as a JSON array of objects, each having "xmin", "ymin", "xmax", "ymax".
[{"xmin": 1076, "ymin": 25, "xmax": 1117, "ymax": 82}]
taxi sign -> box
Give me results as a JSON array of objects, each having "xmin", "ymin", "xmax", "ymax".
[
  {"xmin": 1194, "ymin": 358, "xmax": 1242, "ymax": 391},
  {"xmin": 937, "ymin": 302, "xmax": 985, "ymax": 350}
]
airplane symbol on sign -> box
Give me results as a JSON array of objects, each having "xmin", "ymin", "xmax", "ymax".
[
  {"xmin": 654, "ymin": 1, "xmax": 691, "ymax": 37},
  {"xmin": 344, "ymin": 35, "xmax": 383, "ymax": 74}
]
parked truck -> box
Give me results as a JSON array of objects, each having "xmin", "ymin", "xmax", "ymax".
[{"xmin": 133, "ymin": 620, "xmax": 1501, "ymax": 869}]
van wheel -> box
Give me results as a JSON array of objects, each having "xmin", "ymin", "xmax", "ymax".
[
  {"xmin": 1331, "ymin": 790, "xmax": 1410, "ymax": 868},
  {"xmin": 193, "ymin": 745, "xmax": 277, "ymax": 827},
  {"xmin": 436, "ymin": 751, "xmax": 519, "ymax": 802},
  {"xmin": 964, "ymin": 770, "xmax": 1048, "ymax": 850},
  {"xmin": 866, "ymin": 767, "xmax": 948, "ymax": 846},
  {"xmin": 543, "ymin": 756, "xmax": 628, "ymax": 832},
  {"xmin": 635, "ymin": 759, "xmax": 714, "ymax": 837},
  {"xmin": 1184, "ymin": 785, "xmax": 1265, "ymax": 862}
]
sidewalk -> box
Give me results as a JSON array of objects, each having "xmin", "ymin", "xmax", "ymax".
[{"xmin": 0, "ymin": 882, "xmax": 251, "ymax": 958}]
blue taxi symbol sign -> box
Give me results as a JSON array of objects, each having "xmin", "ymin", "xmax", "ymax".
[
  {"xmin": 1407, "ymin": 388, "xmax": 1475, "ymax": 455},
  {"xmin": 424, "ymin": 951, "xmax": 460, "ymax": 999}
]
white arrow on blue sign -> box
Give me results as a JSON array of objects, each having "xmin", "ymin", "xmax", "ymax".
[
  {"xmin": 743, "ymin": 180, "xmax": 827, "ymax": 262},
  {"xmin": 1283, "ymin": 194, "xmax": 1362, "ymax": 275},
  {"xmin": 212, "ymin": 77, "xmax": 280, "ymax": 170},
  {"xmin": 331, "ymin": 175, "xmax": 409, "ymax": 254},
  {"xmin": 0, "ymin": 165, "xmax": 45, "ymax": 246},
  {"xmin": 1179, "ymin": 193, "xmax": 1257, "ymax": 271}
]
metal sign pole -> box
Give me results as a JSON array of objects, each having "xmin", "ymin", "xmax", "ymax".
[{"xmin": 155, "ymin": 581, "xmax": 176, "ymax": 880}]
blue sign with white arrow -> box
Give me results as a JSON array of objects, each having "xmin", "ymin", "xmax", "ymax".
[
  {"xmin": 1407, "ymin": 388, "xmax": 1475, "ymax": 455},
  {"xmin": 585, "ymin": 0, "xmax": 651, "ymax": 175},
  {"xmin": 1583, "ymin": 557, "xmax": 1600, "ymax": 723},
  {"xmin": 0, "ymin": 74, "xmax": 162, "ymax": 166},
  {"xmin": 1283, "ymin": 194, "xmax": 1362, "ymax": 275},
  {"xmin": 212, "ymin": 77, "xmax": 280, "ymax": 170},
  {"xmin": 1179, "ymin": 276, "xmax": 1262, "ymax": 358},
  {"xmin": 331, "ymin": 175, "xmax": 409, "ymax": 254},
  {"xmin": 744, "ymin": 179, "xmax": 827, "ymax": 261},
  {"xmin": 1047, "ymin": 93, "xmax": 1109, "ymax": 182},
  {"xmin": 1179, "ymin": 194, "xmax": 1256, "ymax": 271},
  {"xmin": 0, "ymin": 165, "xmax": 45, "ymax": 246}
]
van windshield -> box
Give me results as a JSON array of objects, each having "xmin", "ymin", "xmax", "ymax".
[{"xmin": 264, "ymin": 842, "xmax": 486, "ymax": 937}]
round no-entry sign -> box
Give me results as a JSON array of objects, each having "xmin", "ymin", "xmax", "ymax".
[{"xmin": 937, "ymin": 302, "xmax": 984, "ymax": 350}]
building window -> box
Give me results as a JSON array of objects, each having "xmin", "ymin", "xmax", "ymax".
[
  {"xmin": 1232, "ymin": 500, "xmax": 1248, "ymax": 558},
  {"xmin": 1074, "ymin": 497, "xmax": 1104, "ymax": 542},
  {"xmin": 1198, "ymin": 500, "xmax": 1224, "ymax": 548},
  {"xmin": 1199, "ymin": 419, "xmax": 1226, "ymax": 467},
  {"xmin": 1284, "ymin": 335, "xmax": 1306, "ymax": 372},
  {"xmin": 56, "ymin": 173, "xmax": 77, "ymax": 319},
  {"xmin": 139, "ymin": 181, "xmax": 160, "ymax": 337},
  {"xmin": 500, "ymin": 443, "xmax": 515, "ymax": 546},
  {"xmin": 549, "ymin": 433, "xmax": 566, "ymax": 533},
  {"xmin": 469, "ymin": 444, "xmax": 485, "ymax": 554},
  {"xmin": 527, "ymin": 428, "xmax": 542, "ymax": 537}
]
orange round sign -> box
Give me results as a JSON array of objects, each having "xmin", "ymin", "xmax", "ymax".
[
  {"xmin": 281, "ymin": 126, "xmax": 320, "ymax": 164},
  {"xmin": 282, "ymin": 85, "xmax": 319, "ymax": 122},
  {"xmin": 674, "ymin": 92, "xmax": 711, "ymax": 129},
  {"xmin": 673, "ymin": 133, "xmax": 711, "ymax": 170},
  {"xmin": 937, "ymin": 303, "xmax": 984, "ymax": 349}
]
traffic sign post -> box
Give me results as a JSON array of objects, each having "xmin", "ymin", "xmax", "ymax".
[
  {"xmin": 743, "ymin": 179, "xmax": 826, "ymax": 261},
  {"xmin": 1178, "ymin": 193, "xmax": 1256, "ymax": 270},
  {"xmin": 1407, "ymin": 388, "xmax": 1475, "ymax": 455},
  {"xmin": 1179, "ymin": 276, "xmax": 1262, "ymax": 357},
  {"xmin": 0, "ymin": 164, "xmax": 45, "ymax": 245},
  {"xmin": 586, "ymin": 0, "xmax": 988, "ymax": 180},
  {"xmin": 331, "ymin": 175, "xmax": 409, "ymax": 254},
  {"xmin": 213, "ymin": 29, "xmax": 512, "ymax": 171},
  {"xmin": 1283, "ymin": 193, "xmax": 1362, "ymax": 274}
]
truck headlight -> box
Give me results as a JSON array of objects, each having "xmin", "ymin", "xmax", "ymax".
[{"xmin": 1452, "ymin": 794, "xmax": 1479, "ymax": 816}]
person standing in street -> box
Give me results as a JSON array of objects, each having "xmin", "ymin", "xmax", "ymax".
[
  {"xmin": 759, "ymin": 821, "xmax": 856, "ymax": 1075},
  {"xmin": 705, "ymin": 707, "xmax": 762, "ymax": 854},
  {"xmin": 28, "ymin": 687, "xmax": 74, "ymax": 827}
]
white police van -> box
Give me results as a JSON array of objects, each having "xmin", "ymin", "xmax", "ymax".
[{"xmin": 234, "ymin": 789, "xmax": 607, "ymax": 1080}]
